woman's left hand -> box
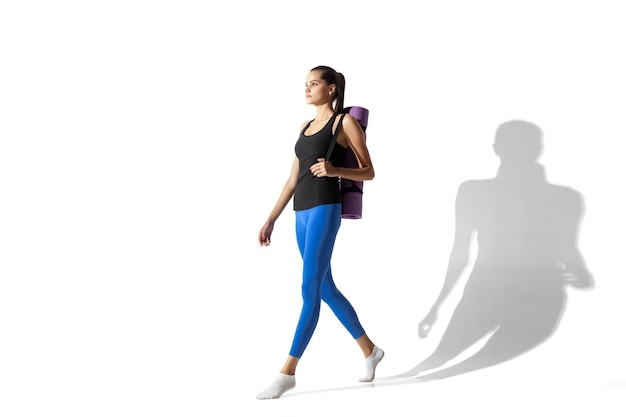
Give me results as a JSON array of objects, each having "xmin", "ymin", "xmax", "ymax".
[{"xmin": 310, "ymin": 158, "xmax": 336, "ymax": 177}]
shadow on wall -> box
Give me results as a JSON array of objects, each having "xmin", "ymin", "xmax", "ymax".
[{"xmin": 397, "ymin": 120, "xmax": 594, "ymax": 381}]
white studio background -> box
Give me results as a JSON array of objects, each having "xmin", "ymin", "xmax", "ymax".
[{"xmin": 1, "ymin": 1, "xmax": 625, "ymax": 416}]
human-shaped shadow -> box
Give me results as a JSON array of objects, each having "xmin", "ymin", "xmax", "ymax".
[{"xmin": 398, "ymin": 120, "xmax": 594, "ymax": 381}]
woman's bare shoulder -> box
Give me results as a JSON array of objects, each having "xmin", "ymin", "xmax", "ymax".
[{"xmin": 334, "ymin": 112, "xmax": 359, "ymax": 132}]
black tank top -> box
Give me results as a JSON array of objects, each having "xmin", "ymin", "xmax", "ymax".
[{"xmin": 293, "ymin": 113, "xmax": 348, "ymax": 211}]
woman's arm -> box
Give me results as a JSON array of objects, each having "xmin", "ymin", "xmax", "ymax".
[{"xmin": 258, "ymin": 156, "xmax": 299, "ymax": 246}]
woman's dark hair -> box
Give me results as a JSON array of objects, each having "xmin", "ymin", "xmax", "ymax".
[{"xmin": 311, "ymin": 65, "xmax": 345, "ymax": 113}]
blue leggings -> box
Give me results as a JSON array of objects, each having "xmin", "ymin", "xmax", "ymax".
[{"xmin": 289, "ymin": 203, "xmax": 366, "ymax": 358}]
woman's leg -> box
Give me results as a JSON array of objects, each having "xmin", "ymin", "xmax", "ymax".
[
  {"xmin": 257, "ymin": 204, "xmax": 340, "ymax": 399},
  {"xmin": 322, "ymin": 273, "xmax": 384, "ymax": 382},
  {"xmin": 289, "ymin": 204, "xmax": 342, "ymax": 358}
]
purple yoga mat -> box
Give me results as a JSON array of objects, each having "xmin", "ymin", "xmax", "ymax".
[{"xmin": 341, "ymin": 106, "xmax": 369, "ymax": 219}]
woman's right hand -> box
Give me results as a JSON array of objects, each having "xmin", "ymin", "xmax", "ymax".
[{"xmin": 258, "ymin": 222, "xmax": 274, "ymax": 246}]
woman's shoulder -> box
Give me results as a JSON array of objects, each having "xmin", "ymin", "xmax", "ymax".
[
  {"xmin": 298, "ymin": 119, "xmax": 313, "ymax": 135},
  {"xmin": 336, "ymin": 112, "xmax": 363, "ymax": 136},
  {"xmin": 338, "ymin": 112, "xmax": 357, "ymax": 123},
  {"xmin": 331, "ymin": 112, "xmax": 353, "ymax": 127}
]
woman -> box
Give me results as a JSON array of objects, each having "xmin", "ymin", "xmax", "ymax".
[{"xmin": 256, "ymin": 66, "xmax": 384, "ymax": 399}]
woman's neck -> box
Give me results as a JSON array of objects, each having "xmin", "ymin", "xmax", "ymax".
[{"xmin": 314, "ymin": 104, "xmax": 335, "ymax": 121}]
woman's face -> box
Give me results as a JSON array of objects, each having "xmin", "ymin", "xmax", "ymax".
[{"xmin": 304, "ymin": 70, "xmax": 334, "ymax": 106}]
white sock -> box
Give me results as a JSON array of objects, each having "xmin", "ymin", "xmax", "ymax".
[
  {"xmin": 359, "ymin": 346, "xmax": 384, "ymax": 382},
  {"xmin": 256, "ymin": 373, "xmax": 296, "ymax": 399}
]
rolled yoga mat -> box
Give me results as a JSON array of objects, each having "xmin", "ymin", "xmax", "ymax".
[{"xmin": 341, "ymin": 106, "xmax": 369, "ymax": 219}]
